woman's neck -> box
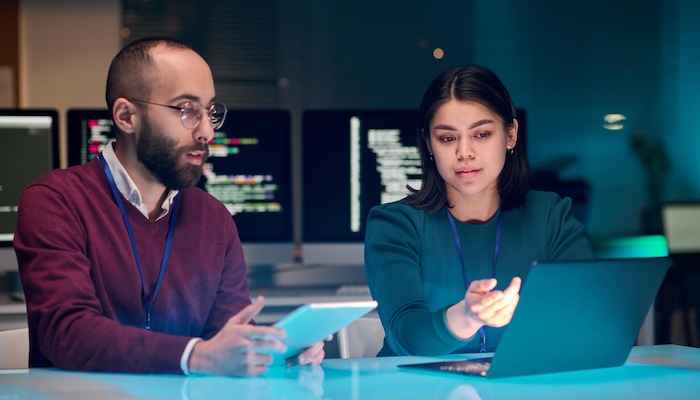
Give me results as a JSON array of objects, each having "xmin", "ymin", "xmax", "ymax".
[{"xmin": 446, "ymin": 191, "xmax": 501, "ymax": 224}]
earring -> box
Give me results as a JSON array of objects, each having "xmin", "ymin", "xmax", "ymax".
[
  {"xmin": 429, "ymin": 154, "xmax": 434, "ymax": 162},
  {"xmin": 508, "ymin": 147, "xmax": 514, "ymax": 155}
]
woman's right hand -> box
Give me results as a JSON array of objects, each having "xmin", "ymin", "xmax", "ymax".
[{"xmin": 446, "ymin": 277, "xmax": 521, "ymax": 339}]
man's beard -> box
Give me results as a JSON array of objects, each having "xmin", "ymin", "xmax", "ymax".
[{"xmin": 137, "ymin": 118, "xmax": 208, "ymax": 190}]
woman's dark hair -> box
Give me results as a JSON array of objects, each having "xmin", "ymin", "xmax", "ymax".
[{"xmin": 403, "ymin": 65, "xmax": 531, "ymax": 213}]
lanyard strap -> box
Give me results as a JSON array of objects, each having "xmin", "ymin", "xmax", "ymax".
[
  {"xmin": 447, "ymin": 207, "xmax": 503, "ymax": 352},
  {"xmin": 99, "ymin": 154, "xmax": 179, "ymax": 330}
]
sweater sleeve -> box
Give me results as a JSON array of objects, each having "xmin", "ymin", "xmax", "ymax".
[
  {"xmin": 15, "ymin": 183, "xmax": 190, "ymax": 374},
  {"xmin": 364, "ymin": 204, "xmax": 470, "ymax": 356}
]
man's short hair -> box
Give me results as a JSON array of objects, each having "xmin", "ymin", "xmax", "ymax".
[{"xmin": 105, "ymin": 37, "xmax": 191, "ymax": 112}]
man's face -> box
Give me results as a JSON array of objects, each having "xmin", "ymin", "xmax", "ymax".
[
  {"xmin": 137, "ymin": 115, "xmax": 209, "ymax": 190},
  {"xmin": 131, "ymin": 46, "xmax": 217, "ymax": 190}
]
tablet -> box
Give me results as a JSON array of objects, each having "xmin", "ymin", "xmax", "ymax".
[{"xmin": 271, "ymin": 300, "xmax": 378, "ymax": 366}]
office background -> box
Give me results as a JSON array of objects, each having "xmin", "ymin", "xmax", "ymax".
[
  {"xmin": 1, "ymin": 0, "xmax": 699, "ymax": 344},
  {"xmin": 4, "ymin": 0, "xmax": 700, "ymax": 239}
]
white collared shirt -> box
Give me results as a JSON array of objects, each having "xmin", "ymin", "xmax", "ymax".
[{"xmin": 101, "ymin": 141, "xmax": 178, "ymax": 220}]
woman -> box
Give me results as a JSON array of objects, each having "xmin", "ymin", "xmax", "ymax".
[{"xmin": 364, "ymin": 65, "xmax": 593, "ymax": 357}]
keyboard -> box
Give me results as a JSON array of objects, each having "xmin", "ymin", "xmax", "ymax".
[
  {"xmin": 335, "ymin": 285, "xmax": 372, "ymax": 296},
  {"xmin": 399, "ymin": 357, "xmax": 493, "ymax": 377}
]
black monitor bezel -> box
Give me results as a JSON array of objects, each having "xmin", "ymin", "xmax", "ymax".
[
  {"xmin": 205, "ymin": 109, "xmax": 294, "ymax": 243},
  {"xmin": 301, "ymin": 109, "xmax": 420, "ymax": 243},
  {"xmin": 66, "ymin": 108, "xmax": 113, "ymax": 167},
  {"xmin": 0, "ymin": 108, "xmax": 60, "ymax": 247}
]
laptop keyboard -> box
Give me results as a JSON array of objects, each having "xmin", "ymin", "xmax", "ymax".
[
  {"xmin": 438, "ymin": 358, "xmax": 492, "ymax": 376},
  {"xmin": 399, "ymin": 357, "xmax": 493, "ymax": 377}
]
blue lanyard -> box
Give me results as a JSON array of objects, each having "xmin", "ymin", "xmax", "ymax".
[
  {"xmin": 446, "ymin": 207, "xmax": 503, "ymax": 352},
  {"xmin": 98, "ymin": 154, "xmax": 179, "ymax": 330}
]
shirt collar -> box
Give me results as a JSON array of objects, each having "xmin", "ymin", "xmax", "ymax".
[{"xmin": 101, "ymin": 141, "xmax": 178, "ymax": 221}]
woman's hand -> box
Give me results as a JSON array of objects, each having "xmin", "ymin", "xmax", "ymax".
[{"xmin": 446, "ymin": 277, "xmax": 521, "ymax": 339}]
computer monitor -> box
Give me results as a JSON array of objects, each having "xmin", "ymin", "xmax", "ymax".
[
  {"xmin": 301, "ymin": 110, "xmax": 420, "ymax": 264},
  {"xmin": 0, "ymin": 109, "xmax": 59, "ymax": 269},
  {"xmin": 205, "ymin": 110, "xmax": 293, "ymax": 245},
  {"xmin": 662, "ymin": 203, "xmax": 700, "ymax": 254},
  {"xmin": 66, "ymin": 108, "xmax": 114, "ymax": 167},
  {"xmin": 66, "ymin": 108, "xmax": 295, "ymax": 264}
]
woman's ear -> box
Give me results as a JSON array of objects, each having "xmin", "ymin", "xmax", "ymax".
[
  {"xmin": 507, "ymin": 118, "xmax": 519, "ymax": 149},
  {"xmin": 111, "ymin": 98, "xmax": 139, "ymax": 135}
]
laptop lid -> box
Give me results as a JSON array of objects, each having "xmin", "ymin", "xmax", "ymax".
[{"xmin": 486, "ymin": 257, "xmax": 671, "ymax": 378}]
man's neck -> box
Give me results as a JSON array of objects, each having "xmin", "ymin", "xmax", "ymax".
[{"xmin": 113, "ymin": 142, "xmax": 169, "ymax": 221}]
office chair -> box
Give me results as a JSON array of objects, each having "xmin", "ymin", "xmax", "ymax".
[
  {"xmin": 0, "ymin": 327, "xmax": 29, "ymax": 368},
  {"xmin": 337, "ymin": 317, "xmax": 384, "ymax": 359}
]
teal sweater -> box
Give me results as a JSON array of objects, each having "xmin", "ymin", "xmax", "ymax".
[{"xmin": 364, "ymin": 190, "xmax": 594, "ymax": 356}]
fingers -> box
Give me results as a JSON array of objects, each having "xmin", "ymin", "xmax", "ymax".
[
  {"xmin": 228, "ymin": 295, "xmax": 266, "ymax": 325},
  {"xmin": 193, "ymin": 297, "xmax": 300, "ymax": 377},
  {"xmin": 467, "ymin": 278, "xmax": 497, "ymax": 295},
  {"xmin": 292, "ymin": 340, "xmax": 326, "ymax": 366},
  {"xmin": 468, "ymin": 277, "xmax": 522, "ymax": 328},
  {"xmin": 248, "ymin": 336, "xmax": 288, "ymax": 354},
  {"xmin": 235, "ymin": 351, "xmax": 273, "ymax": 377},
  {"xmin": 503, "ymin": 277, "xmax": 522, "ymax": 298}
]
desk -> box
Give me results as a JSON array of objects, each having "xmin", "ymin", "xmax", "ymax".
[{"xmin": 1, "ymin": 345, "xmax": 698, "ymax": 399}]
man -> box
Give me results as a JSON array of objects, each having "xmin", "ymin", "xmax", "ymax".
[{"xmin": 14, "ymin": 37, "xmax": 324, "ymax": 376}]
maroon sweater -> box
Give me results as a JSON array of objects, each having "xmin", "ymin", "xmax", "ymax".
[{"xmin": 14, "ymin": 158, "xmax": 251, "ymax": 374}]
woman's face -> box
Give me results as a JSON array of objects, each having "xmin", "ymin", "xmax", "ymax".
[{"xmin": 427, "ymin": 99, "xmax": 517, "ymax": 204}]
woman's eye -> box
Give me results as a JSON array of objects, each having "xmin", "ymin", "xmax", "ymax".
[{"xmin": 475, "ymin": 132, "xmax": 490, "ymax": 138}]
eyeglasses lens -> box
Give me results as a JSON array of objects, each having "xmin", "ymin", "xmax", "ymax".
[{"xmin": 180, "ymin": 102, "xmax": 227, "ymax": 130}]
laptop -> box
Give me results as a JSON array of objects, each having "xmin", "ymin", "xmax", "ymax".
[{"xmin": 399, "ymin": 257, "xmax": 671, "ymax": 378}]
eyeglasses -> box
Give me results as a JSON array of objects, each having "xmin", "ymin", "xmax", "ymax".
[{"xmin": 130, "ymin": 99, "xmax": 228, "ymax": 130}]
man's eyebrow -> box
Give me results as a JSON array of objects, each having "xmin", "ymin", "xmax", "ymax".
[{"xmin": 172, "ymin": 94, "xmax": 217, "ymax": 104}]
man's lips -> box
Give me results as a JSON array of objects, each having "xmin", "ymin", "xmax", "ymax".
[{"xmin": 185, "ymin": 146, "xmax": 209, "ymax": 164}]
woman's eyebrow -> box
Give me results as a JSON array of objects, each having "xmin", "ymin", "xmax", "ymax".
[
  {"xmin": 432, "ymin": 124, "xmax": 456, "ymax": 131},
  {"xmin": 468, "ymin": 119, "xmax": 495, "ymax": 129},
  {"xmin": 432, "ymin": 119, "xmax": 495, "ymax": 131}
]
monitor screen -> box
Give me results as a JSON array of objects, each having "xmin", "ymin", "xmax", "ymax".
[
  {"xmin": 66, "ymin": 109, "xmax": 114, "ymax": 167},
  {"xmin": 67, "ymin": 108, "xmax": 294, "ymax": 244},
  {"xmin": 0, "ymin": 109, "xmax": 60, "ymax": 246},
  {"xmin": 302, "ymin": 110, "xmax": 420, "ymax": 243},
  {"xmin": 662, "ymin": 203, "xmax": 700, "ymax": 254},
  {"xmin": 202, "ymin": 109, "xmax": 293, "ymax": 243}
]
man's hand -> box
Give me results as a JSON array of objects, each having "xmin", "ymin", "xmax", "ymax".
[
  {"xmin": 188, "ymin": 296, "xmax": 287, "ymax": 376},
  {"xmin": 285, "ymin": 335, "xmax": 332, "ymax": 367}
]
